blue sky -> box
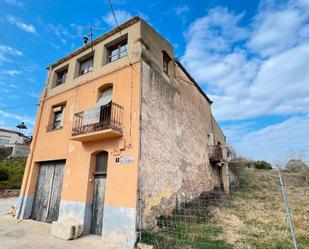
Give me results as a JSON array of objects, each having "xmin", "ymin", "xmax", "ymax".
[{"xmin": 0, "ymin": 0, "xmax": 309, "ymax": 163}]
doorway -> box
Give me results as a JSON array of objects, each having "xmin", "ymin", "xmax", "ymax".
[
  {"xmin": 97, "ymin": 87, "xmax": 112, "ymax": 128},
  {"xmin": 31, "ymin": 160, "xmax": 65, "ymax": 223},
  {"xmin": 90, "ymin": 151, "xmax": 108, "ymax": 235}
]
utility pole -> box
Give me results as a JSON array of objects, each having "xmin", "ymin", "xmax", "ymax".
[{"xmin": 278, "ymin": 168, "xmax": 298, "ymax": 249}]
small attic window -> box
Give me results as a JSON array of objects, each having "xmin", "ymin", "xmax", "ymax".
[
  {"xmin": 162, "ymin": 51, "xmax": 171, "ymax": 74},
  {"xmin": 77, "ymin": 52, "xmax": 95, "ymax": 77},
  {"xmin": 107, "ymin": 40, "xmax": 128, "ymax": 63},
  {"xmin": 80, "ymin": 56, "xmax": 93, "ymax": 75},
  {"xmin": 54, "ymin": 66, "xmax": 68, "ymax": 87}
]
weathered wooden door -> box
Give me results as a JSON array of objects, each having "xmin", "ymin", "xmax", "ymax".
[
  {"xmin": 90, "ymin": 152, "xmax": 108, "ymax": 235},
  {"xmin": 31, "ymin": 160, "xmax": 65, "ymax": 223}
]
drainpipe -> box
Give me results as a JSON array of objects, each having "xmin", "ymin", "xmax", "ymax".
[
  {"xmin": 17, "ymin": 67, "xmax": 51, "ymax": 219},
  {"xmin": 137, "ymin": 60, "xmax": 143, "ymax": 242}
]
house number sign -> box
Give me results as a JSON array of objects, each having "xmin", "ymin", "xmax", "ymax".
[{"xmin": 116, "ymin": 155, "xmax": 133, "ymax": 164}]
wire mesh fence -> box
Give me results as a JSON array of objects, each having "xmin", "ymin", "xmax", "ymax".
[{"xmin": 140, "ymin": 168, "xmax": 309, "ymax": 249}]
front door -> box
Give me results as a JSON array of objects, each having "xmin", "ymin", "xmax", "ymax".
[
  {"xmin": 90, "ymin": 151, "xmax": 108, "ymax": 235},
  {"xmin": 31, "ymin": 160, "xmax": 65, "ymax": 223}
]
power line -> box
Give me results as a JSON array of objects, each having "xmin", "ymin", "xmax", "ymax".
[
  {"xmin": 107, "ymin": 0, "xmax": 133, "ymax": 68},
  {"xmin": 107, "ymin": 0, "xmax": 134, "ymax": 145}
]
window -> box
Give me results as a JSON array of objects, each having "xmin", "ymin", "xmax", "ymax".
[
  {"xmin": 107, "ymin": 40, "xmax": 128, "ymax": 63},
  {"xmin": 53, "ymin": 110, "xmax": 62, "ymax": 129},
  {"xmin": 55, "ymin": 67, "xmax": 68, "ymax": 86},
  {"xmin": 0, "ymin": 138, "xmax": 9, "ymax": 145},
  {"xmin": 94, "ymin": 151, "xmax": 108, "ymax": 176},
  {"xmin": 162, "ymin": 51, "xmax": 171, "ymax": 74},
  {"xmin": 48, "ymin": 105, "xmax": 65, "ymax": 131},
  {"xmin": 79, "ymin": 56, "xmax": 93, "ymax": 75}
]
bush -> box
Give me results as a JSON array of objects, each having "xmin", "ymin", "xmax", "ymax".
[
  {"xmin": 253, "ymin": 160, "xmax": 272, "ymax": 170},
  {"xmin": 0, "ymin": 167, "xmax": 9, "ymax": 181},
  {"xmin": 285, "ymin": 159, "xmax": 308, "ymax": 172},
  {"xmin": 0, "ymin": 158, "xmax": 26, "ymax": 189},
  {"xmin": 0, "ymin": 147, "xmax": 13, "ymax": 161}
]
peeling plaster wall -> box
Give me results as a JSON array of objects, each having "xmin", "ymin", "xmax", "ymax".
[{"xmin": 139, "ymin": 61, "xmax": 221, "ymax": 228}]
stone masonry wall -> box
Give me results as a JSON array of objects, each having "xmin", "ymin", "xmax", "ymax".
[{"xmin": 139, "ymin": 61, "xmax": 221, "ymax": 228}]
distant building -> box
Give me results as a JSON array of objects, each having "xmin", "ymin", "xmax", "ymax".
[
  {"xmin": 0, "ymin": 128, "xmax": 31, "ymax": 158},
  {"xmin": 17, "ymin": 17, "xmax": 229, "ymax": 247}
]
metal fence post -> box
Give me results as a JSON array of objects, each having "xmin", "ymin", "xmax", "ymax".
[{"xmin": 278, "ymin": 168, "xmax": 298, "ymax": 249}]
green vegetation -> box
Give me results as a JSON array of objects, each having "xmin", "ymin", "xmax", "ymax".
[
  {"xmin": 142, "ymin": 222, "xmax": 233, "ymax": 249},
  {"xmin": 0, "ymin": 158, "xmax": 26, "ymax": 190}
]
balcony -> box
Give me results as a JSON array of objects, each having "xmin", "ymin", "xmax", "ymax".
[
  {"xmin": 208, "ymin": 145, "xmax": 223, "ymax": 163},
  {"xmin": 71, "ymin": 102, "xmax": 123, "ymax": 142}
]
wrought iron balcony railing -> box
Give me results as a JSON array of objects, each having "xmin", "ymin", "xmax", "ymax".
[
  {"xmin": 71, "ymin": 102, "xmax": 123, "ymax": 137},
  {"xmin": 208, "ymin": 145, "xmax": 223, "ymax": 163}
]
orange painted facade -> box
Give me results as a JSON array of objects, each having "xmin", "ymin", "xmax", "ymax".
[{"xmin": 21, "ymin": 63, "xmax": 141, "ymax": 208}]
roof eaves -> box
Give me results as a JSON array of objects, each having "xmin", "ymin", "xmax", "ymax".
[
  {"xmin": 48, "ymin": 16, "xmax": 141, "ymax": 69},
  {"xmin": 174, "ymin": 59, "xmax": 213, "ymax": 105}
]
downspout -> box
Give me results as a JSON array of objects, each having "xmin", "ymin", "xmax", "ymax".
[
  {"xmin": 137, "ymin": 59, "xmax": 143, "ymax": 242},
  {"xmin": 17, "ymin": 67, "xmax": 51, "ymax": 219}
]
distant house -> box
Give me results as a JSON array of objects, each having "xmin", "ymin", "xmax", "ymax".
[{"xmin": 0, "ymin": 128, "xmax": 31, "ymax": 158}]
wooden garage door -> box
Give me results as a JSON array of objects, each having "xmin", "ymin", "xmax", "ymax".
[{"xmin": 31, "ymin": 160, "xmax": 65, "ymax": 223}]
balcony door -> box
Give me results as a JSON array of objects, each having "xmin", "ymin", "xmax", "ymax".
[{"xmin": 96, "ymin": 87, "xmax": 112, "ymax": 127}]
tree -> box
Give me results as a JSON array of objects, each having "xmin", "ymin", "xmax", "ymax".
[
  {"xmin": 285, "ymin": 152, "xmax": 309, "ymax": 183},
  {"xmin": 253, "ymin": 160, "xmax": 272, "ymax": 170}
]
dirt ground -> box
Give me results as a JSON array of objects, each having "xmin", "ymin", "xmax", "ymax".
[
  {"xmin": 0, "ymin": 197, "xmax": 18, "ymax": 216},
  {"xmin": 0, "ymin": 215, "xmax": 131, "ymax": 249}
]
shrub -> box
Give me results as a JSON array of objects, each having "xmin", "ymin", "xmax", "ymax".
[
  {"xmin": 253, "ymin": 160, "xmax": 272, "ymax": 170},
  {"xmin": 0, "ymin": 158, "xmax": 26, "ymax": 189},
  {"xmin": 0, "ymin": 167, "xmax": 9, "ymax": 181}
]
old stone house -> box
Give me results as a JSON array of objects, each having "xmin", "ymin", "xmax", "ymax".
[{"xmin": 17, "ymin": 17, "xmax": 228, "ymax": 248}]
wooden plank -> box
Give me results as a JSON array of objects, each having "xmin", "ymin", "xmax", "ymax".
[
  {"xmin": 31, "ymin": 160, "xmax": 65, "ymax": 223},
  {"xmin": 47, "ymin": 160, "xmax": 65, "ymax": 223},
  {"xmin": 31, "ymin": 161, "xmax": 54, "ymax": 222},
  {"xmin": 90, "ymin": 177, "xmax": 106, "ymax": 235}
]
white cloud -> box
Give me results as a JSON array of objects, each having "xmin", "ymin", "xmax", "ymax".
[
  {"xmin": 4, "ymin": 0, "xmax": 24, "ymax": 8},
  {"xmin": 0, "ymin": 45, "xmax": 23, "ymax": 56},
  {"xmin": 248, "ymin": 8, "xmax": 304, "ymax": 57},
  {"xmin": 103, "ymin": 10, "xmax": 132, "ymax": 27},
  {"xmin": 0, "ymin": 45, "xmax": 23, "ymax": 63},
  {"xmin": 181, "ymin": 1, "xmax": 309, "ymax": 161},
  {"xmin": 27, "ymin": 91, "xmax": 39, "ymax": 98},
  {"xmin": 2, "ymin": 70, "xmax": 21, "ymax": 76},
  {"xmin": 182, "ymin": 2, "xmax": 309, "ymax": 121},
  {"xmin": 46, "ymin": 23, "xmax": 69, "ymax": 44},
  {"xmin": 6, "ymin": 15, "xmax": 36, "ymax": 34},
  {"xmin": 174, "ymin": 6, "xmax": 190, "ymax": 16},
  {"xmin": 0, "ymin": 110, "xmax": 34, "ymax": 126},
  {"xmin": 236, "ymin": 115, "xmax": 309, "ymax": 162}
]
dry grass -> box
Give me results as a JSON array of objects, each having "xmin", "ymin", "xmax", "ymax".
[
  {"xmin": 142, "ymin": 169, "xmax": 309, "ymax": 249},
  {"xmin": 216, "ymin": 169, "xmax": 309, "ymax": 249}
]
